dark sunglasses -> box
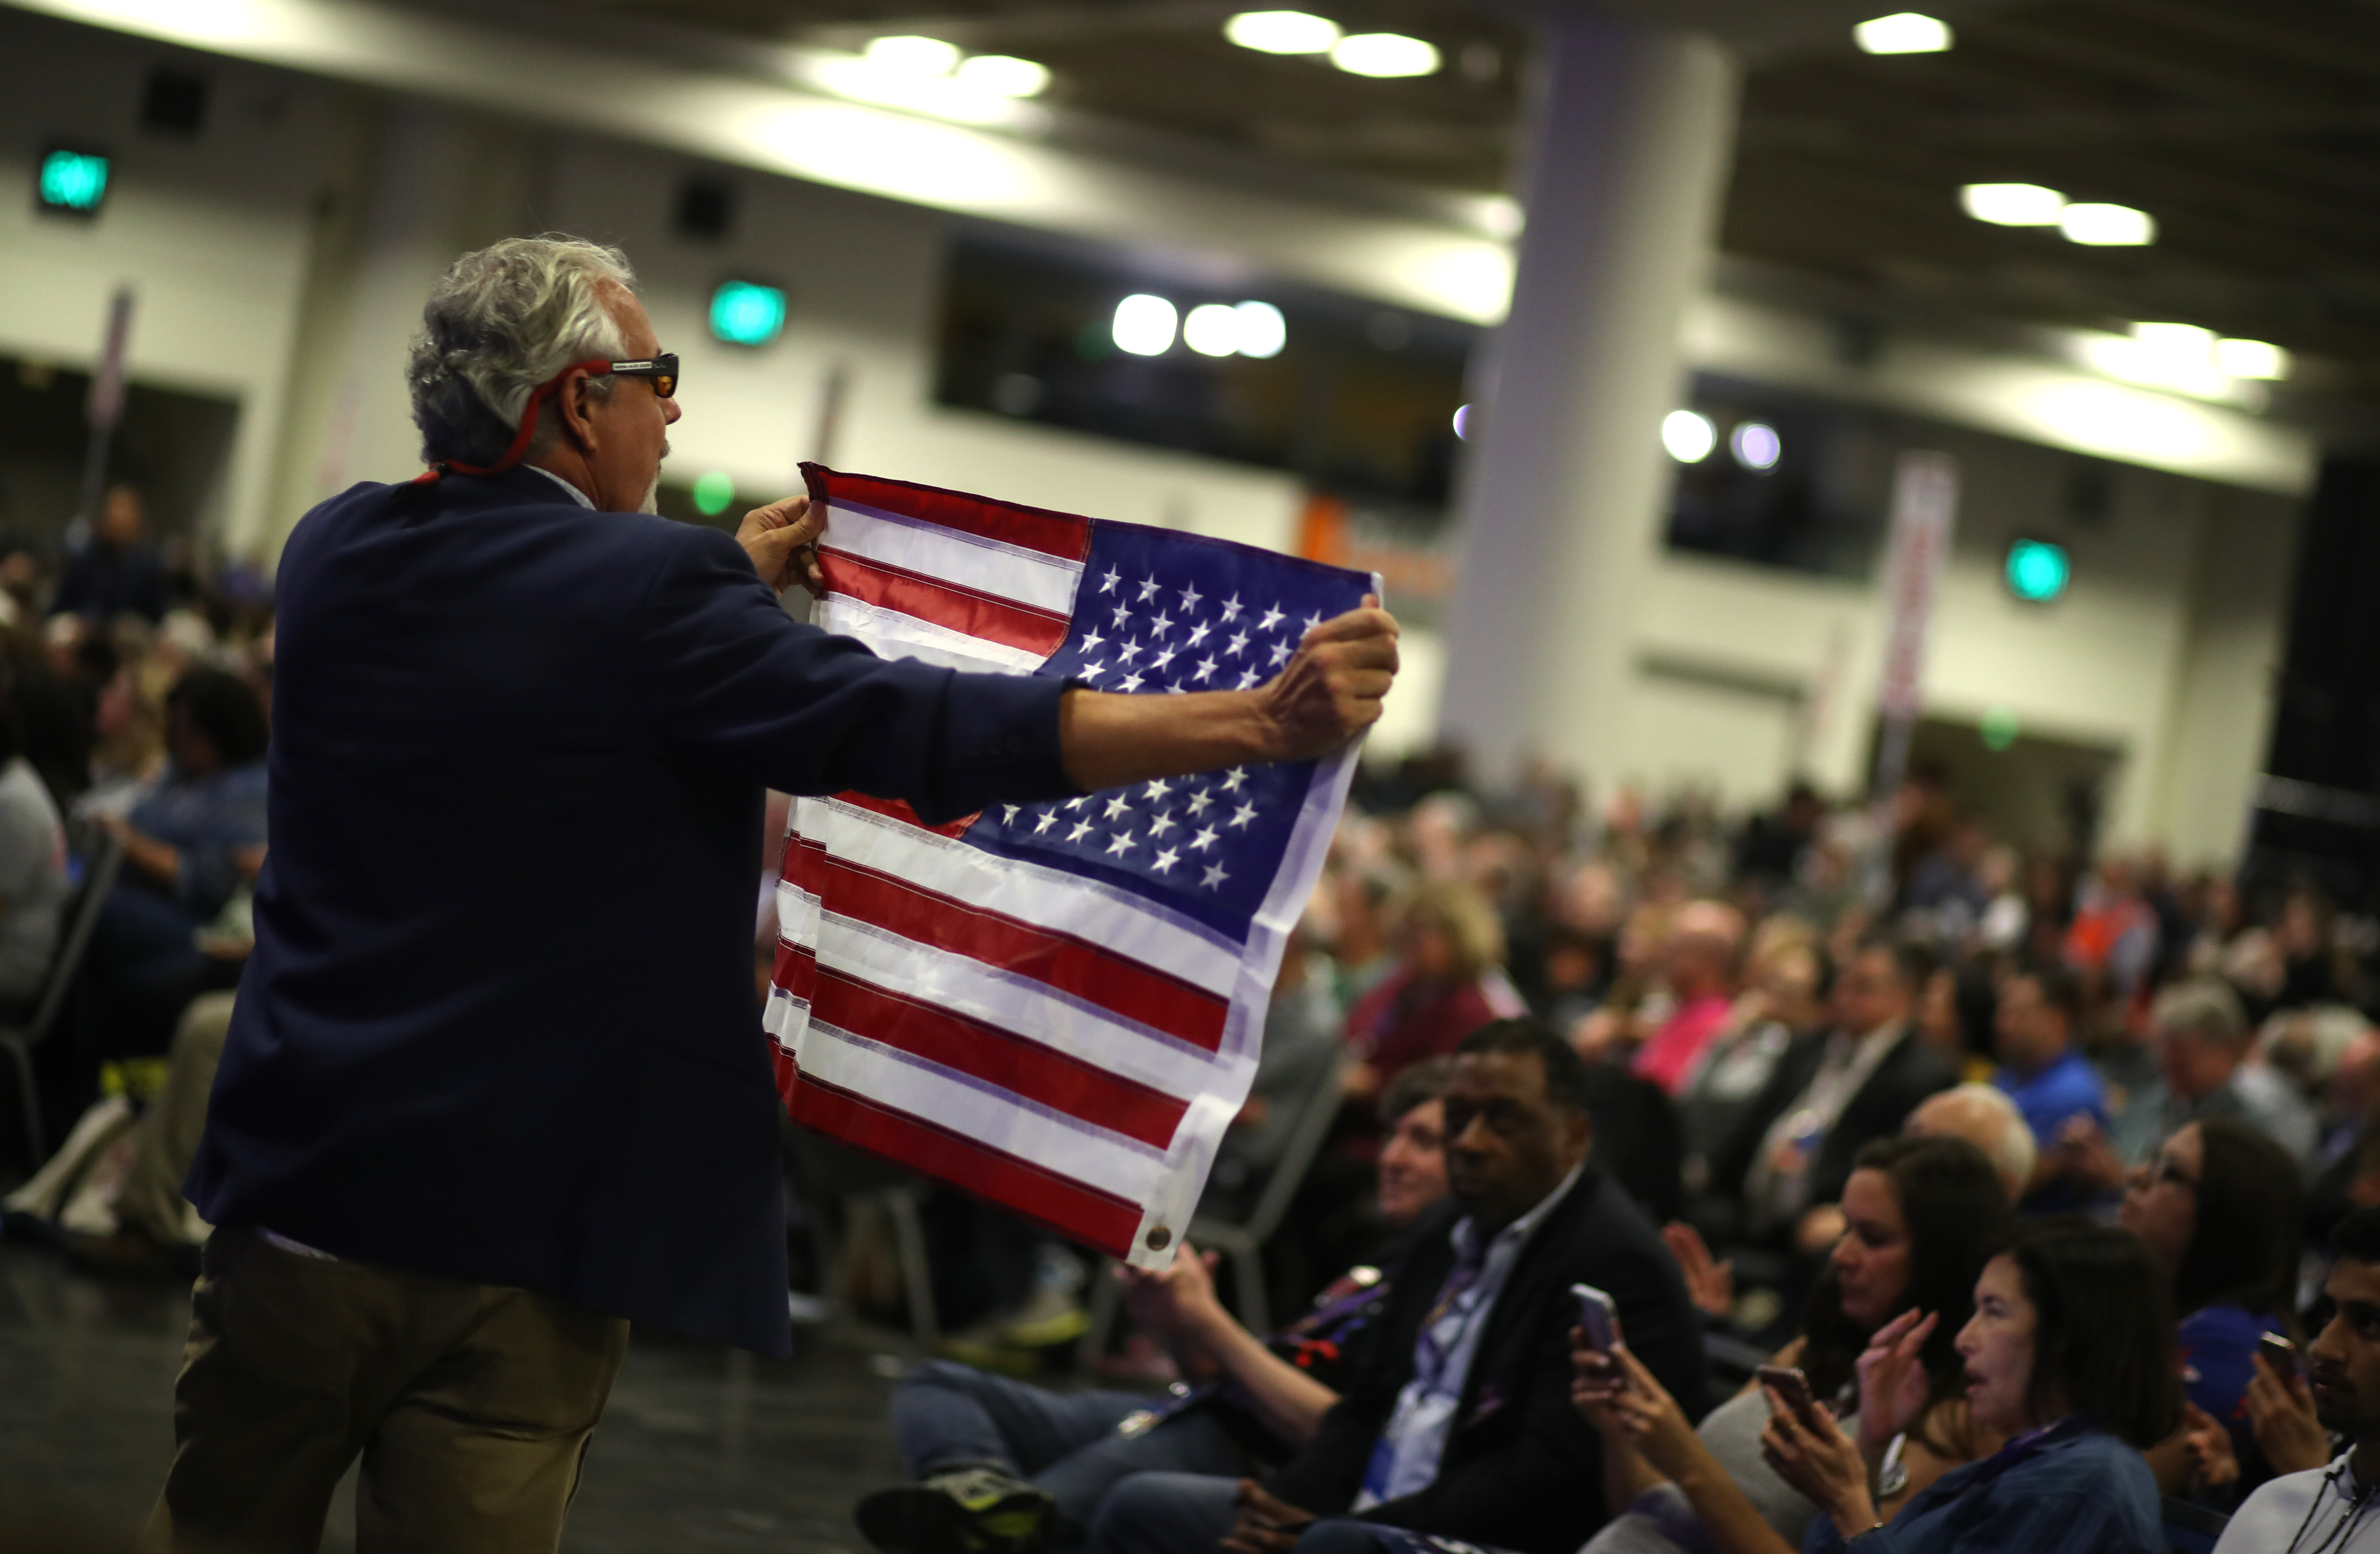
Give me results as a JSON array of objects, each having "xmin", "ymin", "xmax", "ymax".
[{"xmin": 600, "ymin": 354, "xmax": 679, "ymax": 399}]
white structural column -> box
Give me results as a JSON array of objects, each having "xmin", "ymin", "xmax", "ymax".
[{"xmin": 1434, "ymin": 16, "xmax": 1739, "ymax": 786}]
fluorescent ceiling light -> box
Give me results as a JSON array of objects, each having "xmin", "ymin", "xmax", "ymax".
[
  {"xmin": 1854, "ymin": 12, "xmax": 1953, "ymax": 53},
  {"xmin": 1234, "ymin": 300, "xmax": 1288, "ymax": 359},
  {"xmin": 1961, "ymin": 182, "xmax": 2064, "ymax": 226},
  {"xmin": 810, "ymin": 54, "xmax": 1035, "ymax": 125},
  {"xmin": 954, "ymin": 55, "xmax": 1050, "ymax": 98},
  {"xmin": 2060, "ymin": 202, "xmax": 2155, "ymax": 246},
  {"xmin": 2216, "ymin": 338, "xmax": 2291, "ymax": 381},
  {"xmin": 1662, "ymin": 410, "xmax": 1716, "ymax": 463},
  {"xmin": 1224, "ymin": 11, "xmax": 1341, "ymax": 54},
  {"xmin": 1184, "ymin": 303, "xmax": 1241, "ymax": 357},
  {"xmin": 1330, "ymin": 33, "xmax": 1440, "ymax": 77},
  {"xmin": 1113, "ymin": 294, "xmax": 1178, "ymax": 356},
  {"xmin": 863, "ymin": 35, "xmax": 960, "ymax": 76}
]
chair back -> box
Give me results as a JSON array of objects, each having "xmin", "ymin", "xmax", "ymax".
[
  {"xmin": 2159, "ymin": 1495, "xmax": 2229, "ymax": 1554},
  {"xmin": 21, "ymin": 837, "xmax": 125, "ymax": 1048},
  {"xmin": 1231, "ymin": 1049, "xmax": 1348, "ymax": 1243}
]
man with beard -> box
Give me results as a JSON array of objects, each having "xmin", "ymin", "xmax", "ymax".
[{"xmin": 2216, "ymin": 1206, "xmax": 2380, "ymax": 1550}]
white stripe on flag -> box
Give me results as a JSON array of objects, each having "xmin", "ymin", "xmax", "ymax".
[
  {"xmin": 813, "ymin": 596, "xmax": 1047, "ymax": 675},
  {"xmin": 789, "ymin": 1013, "xmax": 1169, "ymax": 1195},
  {"xmin": 792, "ymin": 797, "xmax": 1246, "ymax": 1003},
  {"xmin": 821, "ymin": 499, "xmax": 1084, "ymax": 614},
  {"xmin": 777, "ymin": 883, "xmax": 1240, "ymax": 1101}
]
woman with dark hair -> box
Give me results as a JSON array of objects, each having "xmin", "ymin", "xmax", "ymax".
[
  {"xmin": 2120, "ymin": 1115, "xmax": 2303, "ymax": 1483},
  {"xmin": 1570, "ymin": 1135, "xmax": 2013, "ymax": 1554},
  {"xmin": 1763, "ymin": 1219, "xmax": 2181, "ymax": 1552},
  {"xmin": 81, "ymin": 666, "xmax": 267, "ymax": 1059}
]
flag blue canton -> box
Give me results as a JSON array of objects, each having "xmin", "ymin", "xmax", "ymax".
[{"xmin": 964, "ymin": 521, "xmax": 1374, "ymax": 942}]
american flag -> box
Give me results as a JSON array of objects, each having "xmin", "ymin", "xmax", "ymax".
[{"xmin": 767, "ymin": 465, "xmax": 1377, "ymax": 1266}]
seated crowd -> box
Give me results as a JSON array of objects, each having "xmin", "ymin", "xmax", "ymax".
[{"xmin": 848, "ymin": 756, "xmax": 2380, "ymax": 1554}]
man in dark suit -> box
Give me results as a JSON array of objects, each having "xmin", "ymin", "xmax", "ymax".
[
  {"xmin": 1084, "ymin": 1019, "xmax": 1707, "ymax": 1554},
  {"xmin": 156, "ymin": 236, "xmax": 1400, "ymax": 1553},
  {"xmin": 1712, "ymin": 938, "xmax": 1957, "ymax": 1257}
]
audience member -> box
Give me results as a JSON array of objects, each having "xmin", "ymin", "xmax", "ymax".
[
  {"xmin": 2117, "ymin": 1115, "xmax": 2304, "ymax": 1481},
  {"xmin": 2088, "ymin": 979, "xmax": 2318, "ymax": 1177},
  {"xmin": 854, "ymin": 1066, "xmax": 1453, "ymax": 1554},
  {"xmin": 1986, "ymin": 965, "xmax": 2107, "ymax": 1211},
  {"xmin": 1676, "ymin": 939, "xmax": 1823, "ymax": 1199},
  {"xmin": 1573, "ymin": 1135, "xmax": 2012, "ymax": 1554},
  {"xmin": 1630, "ymin": 901, "xmax": 1745, "ymax": 1096},
  {"xmin": 2214, "ymin": 1205, "xmax": 2380, "ymax": 1551},
  {"xmin": 52, "ymin": 484, "xmax": 168, "ymax": 624},
  {"xmin": 1086, "ymin": 1020, "xmax": 1707, "ymax": 1554},
  {"xmin": 1340, "ymin": 883, "xmax": 1522, "ymax": 1107},
  {"xmin": 1903, "ymin": 1086, "xmax": 2035, "ymax": 1205},
  {"xmin": 1715, "ymin": 939, "xmax": 1957, "ymax": 1255},
  {"xmin": 0, "ymin": 694, "xmax": 69, "ymax": 1004},
  {"xmin": 1762, "ymin": 1219, "xmax": 2181, "ymax": 1552}
]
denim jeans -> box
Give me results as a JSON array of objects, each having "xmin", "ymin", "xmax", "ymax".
[
  {"xmin": 894, "ymin": 1361, "xmax": 1250, "ymax": 1543},
  {"xmin": 1081, "ymin": 1470, "xmax": 1243, "ymax": 1554}
]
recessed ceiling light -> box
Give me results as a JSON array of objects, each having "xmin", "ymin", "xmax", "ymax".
[
  {"xmin": 1731, "ymin": 421, "xmax": 1782, "ymax": 471},
  {"xmin": 2216, "ymin": 338, "xmax": 2290, "ymax": 380},
  {"xmin": 1183, "ymin": 303, "xmax": 1241, "ymax": 357},
  {"xmin": 1234, "ymin": 301, "xmax": 1288, "ymax": 359},
  {"xmin": 1854, "ymin": 12, "xmax": 1953, "ymax": 53},
  {"xmin": 1224, "ymin": 10, "xmax": 1341, "ymax": 54},
  {"xmin": 1961, "ymin": 183, "xmax": 2065, "ymax": 226},
  {"xmin": 2060, "ymin": 202, "xmax": 2155, "ymax": 246},
  {"xmin": 1662, "ymin": 409, "xmax": 1716, "ymax": 463},
  {"xmin": 1112, "ymin": 294, "xmax": 1178, "ymax": 356},
  {"xmin": 863, "ymin": 35, "xmax": 961, "ymax": 76},
  {"xmin": 1330, "ymin": 32, "xmax": 1440, "ymax": 77},
  {"xmin": 954, "ymin": 55, "xmax": 1050, "ymax": 97}
]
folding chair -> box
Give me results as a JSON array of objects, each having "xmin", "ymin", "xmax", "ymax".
[{"xmin": 0, "ymin": 837, "xmax": 125, "ymax": 1170}]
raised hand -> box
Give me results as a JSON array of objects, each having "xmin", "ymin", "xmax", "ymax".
[
  {"xmin": 1256, "ymin": 598, "xmax": 1399, "ymax": 762},
  {"xmin": 1852, "ymin": 1310, "xmax": 1937, "ymax": 1459},
  {"xmin": 2245, "ymin": 1347, "xmax": 2332, "ymax": 1475},
  {"xmin": 1662, "ymin": 1222, "xmax": 1735, "ymax": 1321},
  {"xmin": 737, "ymin": 494, "xmax": 828, "ymax": 597},
  {"xmin": 2181, "ymin": 1403, "xmax": 2239, "ymax": 1490}
]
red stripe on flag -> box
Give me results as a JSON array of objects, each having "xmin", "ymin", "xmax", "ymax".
[
  {"xmin": 803, "ymin": 462, "xmax": 1093, "ymax": 563},
  {"xmin": 780, "ymin": 949, "xmax": 1186, "ymax": 1148},
  {"xmin": 784, "ymin": 840, "xmax": 1229, "ymax": 1051},
  {"xmin": 827, "ymin": 791, "xmax": 977, "ymax": 841},
  {"xmin": 783, "ymin": 1073, "xmax": 1143, "ymax": 1256},
  {"xmin": 820, "ymin": 551, "xmax": 1073, "ymax": 657}
]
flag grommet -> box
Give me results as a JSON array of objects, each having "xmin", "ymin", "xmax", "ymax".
[{"xmin": 1146, "ymin": 1227, "xmax": 1172, "ymax": 1251}]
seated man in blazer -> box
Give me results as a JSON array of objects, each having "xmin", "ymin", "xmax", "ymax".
[
  {"xmin": 1712, "ymin": 937, "xmax": 1959, "ymax": 1256},
  {"xmin": 1082, "ymin": 1018, "xmax": 1709, "ymax": 1554}
]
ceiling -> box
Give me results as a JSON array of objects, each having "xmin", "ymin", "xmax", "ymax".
[{"xmin": 572, "ymin": 0, "xmax": 2380, "ymax": 397}]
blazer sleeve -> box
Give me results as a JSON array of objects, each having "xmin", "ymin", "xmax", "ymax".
[
  {"xmin": 630, "ymin": 526, "xmax": 1080, "ymax": 822},
  {"xmin": 1263, "ymin": 1304, "xmax": 1419, "ymax": 1514}
]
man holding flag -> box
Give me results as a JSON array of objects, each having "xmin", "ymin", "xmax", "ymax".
[{"xmin": 158, "ymin": 234, "xmax": 1397, "ymax": 1554}]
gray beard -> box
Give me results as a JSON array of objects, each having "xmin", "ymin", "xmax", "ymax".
[{"xmin": 638, "ymin": 480, "xmax": 661, "ymax": 515}]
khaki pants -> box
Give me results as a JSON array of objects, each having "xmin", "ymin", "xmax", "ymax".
[{"xmin": 147, "ymin": 1227, "xmax": 630, "ymax": 1554}]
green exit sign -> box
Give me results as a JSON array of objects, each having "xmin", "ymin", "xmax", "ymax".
[
  {"xmin": 36, "ymin": 145, "xmax": 110, "ymax": 217},
  {"xmin": 709, "ymin": 280, "xmax": 786, "ymax": 347},
  {"xmin": 2005, "ymin": 537, "xmax": 2072, "ymax": 604}
]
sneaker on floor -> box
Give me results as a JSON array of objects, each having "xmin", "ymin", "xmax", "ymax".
[{"xmin": 855, "ymin": 1467, "xmax": 1055, "ymax": 1554}]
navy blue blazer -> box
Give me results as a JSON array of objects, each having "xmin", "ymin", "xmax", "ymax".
[{"xmin": 188, "ymin": 469, "xmax": 1077, "ymax": 1355}]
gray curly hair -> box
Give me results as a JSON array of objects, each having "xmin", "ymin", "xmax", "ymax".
[{"xmin": 406, "ymin": 235, "xmax": 637, "ymax": 467}]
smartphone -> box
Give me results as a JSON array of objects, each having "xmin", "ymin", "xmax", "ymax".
[
  {"xmin": 1572, "ymin": 1283, "xmax": 1619, "ymax": 1353},
  {"xmin": 1757, "ymin": 1363, "xmax": 1822, "ymax": 1426},
  {"xmin": 2260, "ymin": 1332, "xmax": 2300, "ymax": 1378}
]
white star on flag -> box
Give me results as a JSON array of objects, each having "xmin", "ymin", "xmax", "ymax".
[
  {"xmin": 1149, "ymin": 613, "xmax": 1173, "ymax": 638},
  {"xmin": 1066, "ymin": 818, "xmax": 1094, "ymax": 842},
  {"xmin": 1190, "ymin": 826, "xmax": 1219, "ymax": 850},
  {"xmin": 1226, "ymin": 631, "xmax": 1250, "ymax": 657},
  {"xmin": 1137, "ymin": 576, "xmax": 1161, "ymax": 602},
  {"xmin": 1228, "ymin": 802, "xmax": 1258, "ymax": 829},
  {"xmin": 1104, "ymin": 794, "xmax": 1133, "ymax": 819},
  {"xmin": 1081, "ymin": 629, "xmax": 1106, "ymax": 653},
  {"xmin": 1148, "ymin": 811, "xmax": 1177, "ymax": 838},
  {"xmin": 1078, "ymin": 661, "xmax": 1105, "ymax": 682},
  {"xmin": 1033, "ymin": 811, "xmax": 1059, "ymax": 834},
  {"xmin": 1100, "ymin": 567, "xmax": 1120, "ymax": 593},
  {"xmin": 1106, "ymin": 831, "xmax": 1137, "ymax": 857},
  {"xmin": 1235, "ymin": 668, "xmax": 1260, "ymax": 690},
  {"xmin": 1119, "ymin": 672, "xmax": 1146, "ymax": 692},
  {"xmin": 1201, "ymin": 863, "xmax": 1229, "ymax": 889},
  {"xmin": 1220, "ymin": 594, "xmax": 1243, "ymax": 621},
  {"xmin": 1185, "ymin": 789, "xmax": 1213, "ymax": 816},
  {"xmin": 1268, "ymin": 640, "xmax": 1294, "ymax": 667},
  {"xmin": 1117, "ymin": 639, "xmax": 1142, "ymax": 663},
  {"xmin": 1111, "ymin": 604, "xmax": 1131, "ymax": 628},
  {"xmin": 1258, "ymin": 605, "xmax": 1284, "ymax": 631},
  {"xmin": 1186, "ymin": 622, "xmax": 1211, "ymax": 648},
  {"xmin": 1152, "ymin": 848, "xmax": 1180, "ymax": 875},
  {"xmin": 1221, "ymin": 768, "xmax": 1247, "ymax": 793},
  {"xmin": 1145, "ymin": 779, "xmax": 1172, "ymax": 799},
  {"xmin": 1004, "ymin": 805, "xmax": 1021, "ymax": 822},
  {"xmin": 1193, "ymin": 657, "xmax": 1217, "ymax": 682}
]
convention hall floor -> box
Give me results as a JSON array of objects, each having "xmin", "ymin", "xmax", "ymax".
[{"xmin": 0, "ymin": 1238, "xmax": 928, "ymax": 1552}]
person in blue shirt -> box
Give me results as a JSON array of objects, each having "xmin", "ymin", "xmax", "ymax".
[
  {"xmin": 1987, "ymin": 965, "xmax": 2108, "ymax": 1213},
  {"xmin": 1761, "ymin": 1219, "xmax": 2181, "ymax": 1553}
]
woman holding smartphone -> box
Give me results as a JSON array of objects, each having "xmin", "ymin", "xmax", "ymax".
[
  {"xmin": 1760, "ymin": 1220, "xmax": 2180, "ymax": 1552},
  {"xmin": 1570, "ymin": 1136, "xmax": 2011, "ymax": 1554}
]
